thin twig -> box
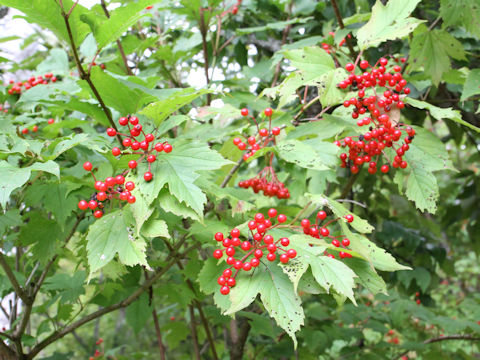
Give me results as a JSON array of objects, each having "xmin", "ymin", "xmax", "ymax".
[
  {"xmin": 220, "ymin": 157, "xmax": 244, "ymax": 188},
  {"xmin": 189, "ymin": 305, "xmax": 201, "ymax": 360},
  {"xmin": 330, "ymin": 0, "xmax": 357, "ymax": 59},
  {"xmin": 0, "ymin": 253, "xmax": 28, "ymax": 304},
  {"xmin": 199, "ymin": 8, "xmax": 212, "ymax": 105}
]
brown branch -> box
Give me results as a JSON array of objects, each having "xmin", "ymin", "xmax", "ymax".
[
  {"xmin": 59, "ymin": 2, "xmax": 123, "ymax": 145},
  {"xmin": 0, "ymin": 253, "xmax": 28, "ymax": 304},
  {"xmin": 229, "ymin": 317, "xmax": 251, "ymax": 360},
  {"xmin": 143, "ymin": 271, "xmax": 166, "ymax": 360},
  {"xmin": 220, "ymin": 158, "xmax": 244, "ymax": 188},
  {"xmin": 26, "ymin": 238, "xmax": 192, "ymax": 360},
  {"xmin": 99, "ymin": 0, "xmax": 133, "ymax": 75},
  {"xmin": 0, "ymin": 338, "xmax": 16, "ymax": 360},
  {"xmin": 330, "ymin": 0, "xmax": 357, "ymax": 59},
  {"xmin": 189, "ymin": 305, "xmax": 201, "ymax": 360},
  {"xmin": 339, "ymin": 172, "xmax": 360, "ymax": 199},
  {"xmin": 393, "ymin": 335, "xmax": 480, "ymax": 360}
]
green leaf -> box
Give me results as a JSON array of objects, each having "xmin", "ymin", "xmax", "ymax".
[
  {"xmin": 286, "ymin": 114, "xmax": 354, "ymax": 140},
  {"xmin": 284, "ymin": 235, "xmax": 357, "ymax": 304},
  {"xmin": 157, "ymin": 189, "xmax": 200, "ymax": 221},
  {"xmin": 139, "ymin": 141, "xmax": 231, "ymax": 216},
  {"xmin": 356, "ymin": 0, "xmax": 423, "ymax": 50},
  {"xmin": 43, "ymin": 271, "xmax": 86, "ymax": 304},
  {"xmin": 345, "ymin": 258, "xmax": 387, "ymax": 295},
  {"xmin": 409, "ymin": 26, "xmax": 466, "ymax": 85},
  {"xmin": 406, "ymin": 97, "xmax": 480, "ymax": 133},
  {"xmin": 126, "ymin": 293, "xmax": 152, "ymax": 334},
  {"xmin": 225, "ymin": 270, "xmax": 267, "ymax": 315},
  {"xmin": 141, "ymin": 218, "xmax": 169, "ymax": 239},
  {"xmin": 259, "ymin": 264, "xmax": 305, "ymax": 347},
  {"xmin": 86, "ymin": 209, "xmax": 148, "ymax": 274},
  {"xmin": 461, "ymin": 69, "xmax": 480, "ymax": 101},
  {"xmin": 276, "ymin": 140, "xmax": 336, "ymax": 170},
  {"xmin": 405, "ymin": 164, "xmax": 439, "ymax": 213},
  {"xmin": 37, "ymin": 49, "xmax": 69, "ymax": 75},
  {"xmin": 0, "ymin": 161, "xmax": 60, "ymax": 209},
  {"xmin": 440, "ymin": 0, "xmax": 480, "ymax": 39},
  {"xmin": 140, "ymin": 88, "xmax": 211, "ymax": 126},
  {"xmin": 317, "ymin": 68, "xmax": 349, "ymax": 106},
  {"xmin": 197, "ymin": 258, "xmax": 220, "ymax": 295},
  {"xmin": 282, "ymin": 46, "xmax": 335, "ymax": 81},
  {"xmin": 0, "ymin": 0, "xmax": 90, "ymax": 45},
  {"xmin": 0, "ymin": 209, "xmax": 22, "ymax": 235},
  {"xmin": 94, "ymin": 0, "xmax": 156, "ymax": 49}
]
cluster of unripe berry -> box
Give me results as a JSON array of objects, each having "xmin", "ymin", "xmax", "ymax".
[
  {"xmin": 6, "ymin": 73, "xmax": 57, "ymax": 95},
  {"xmin": 238, "ymin": 165, "xmax": 290, "ymax": 199},
  {"xmin": 107, "ymin": 114, "xmax": 172, "ymax": 182},
  {"xmin": 77, "ymin": 162, "xmax": 136, "ymax": 218},
  {"xmin": 233, "ymin": 107, "xmax": 280, "ymax": 161},
  {"xmin": 213, "ymin": 209, "xmax": 296, "ymax": 295},
  {"xmin": 20, "ymin": 118, "xmax": 55, "ymax": 135},
  {"xmin": 301, "ymin": 211, "xmax": 354, "ymax": 259},
  {"xmin": 335, "ymin": 57, "xmax": 415, "ymax": 174}
]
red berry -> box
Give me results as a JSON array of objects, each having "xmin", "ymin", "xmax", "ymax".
[
  {"xmin": 320, "ymin": 227, "xmax": 330, "ymax": 237},
  {"xmin": 105, "ymin": 177, "xmax": 116, "ymax": 187},
  {"xmin": 232, "ymin": 6, "xmax": 238, "ymax": 14},
  {"xmin": 144, "ymin": 172, "xmax": 153, "ymax": 182},
  {"xmin": 115, "ymin": 175, "xmax": 125, "ymax": 184},
  {"xmin": 345, "ymin": 63, "xmax": 354, "ymax": 72},
  {"xmin": 277, "ymin": 214, "xmax": 287, "ymax": 223},
  {"xmin": 280, "ymin": 254, "xmax": 289, "ymax": 263},
  {"xmin": 223, "ymin": 268, "xmax": 232, "ymax": 277},
  {"xmin": 164, "ymin": 143, "xmax": 173, "ymax": 153},
  {"xmin": 145, "ymin": 133, "xmax": 154, "ymax": 142},
  {"xmin": 155, "ymin": 143, "xmax": 164, "ymax": 152},
  {"xmin": 227, "ymin": 278, "xmax": 236, "ymax": 287},
  {"xmin": 147, "ymin": 155, "xmax": 156, "ymax": 163},
  {"xmin": 47, "ymin": 118, "xmax": 55, "ymax": 124},
  {"xmin": 266, "ymin": 253, "xmax": 276, "ymax": 261},
  {"xmin": 217, "ymin": 275, "xmax": 226, "ymax": 285},
  {"xmin": 272, "ymin": 127, "xmax": 281, "ymax": 136},
  {"xmin": 125, "ymin": 181, "xmax": 135, "ymax": 191},
  {"xmin": 129, "ymin": 116, "xmax": 139, "ymax": 125},
  {"xmin": 287, "ymin": 249, "xmax": 297, "ymax": 258},
  {"xmin": 345, "ymin": 214, "xmax": 354, "ymax": 223},
  {"xmin": 127, "ymin": 195, "xmax": 136, "ymax": 204},
  {"xmin": 268, "ymin": 208, "xmax": 277, "ymax": 218},
  {"xmin": 88, "ymin": 200, "xmax": 98, "ymax": 210},
  {"xmin": 380, "ymin": 164, "xmax": 390, "ymax": 173},
  {"xmin": 213, "ymin": 249, "xmax": 223, "ymax": 259},
  {"xmin": 83, "ymin": 162, "xmax": 93, "ymax": 171},
  {"xmin": 119, "ymin": 117, "xmax": 128, "ymax": 126},
  {"xmin": 96, "ymin": 192, "xmax": 107, "ymax": 201},
  {"xmin": 240, "ymin": 108, "xmax": 248, "ymax": 116},
  {"xmin": 317, "ymin": 210, "xmax": 327, "ymax": 220},
  {"xmin": 264, "ymin": 108, "xmax": 273, "ymax": 117},
  {"xmin": 230, "ymin": 228, "xmax": 240, "ymax": 237},
  {"xmin": 254, "ymin": 213, "xmax": 265, "ymax": 223},
  {"xmin": 259, "ymin": 128, "xmax": 268, "ymax": 137},
  {"xmin": 220, "ymin": 286, "xmax": 230, "ymax": 295},
  {"xmin": 32, "ymin": 125, "xmax": 38, "ymax": 132},
  {"xmin": 342, "ymin": 238, "xmax": 350, "ymax": 246},
  {"xmin": 106, "ymin": 128, "xmax": 116, "ymax": 136},
  {"xmin": 301, "ymin": 219, "xmax": 310, "ymax": 228},
  {"xmin": 128, "ymin": 160, "xmax": 137, "ymax": 169},
  {"xmin": 112, "ymin": 147, "xmax": 121, "ymax": 156},
  {"xmin": 78, "ymin": 200, "xmax": 88, "ymax": 210},
  {"xmin": 93, "ymin": 210, "xmax": 103, "ymax": 218},
  {"xmin": 359, "ymin": 60, "xmax": 369, "ymax": 69}
]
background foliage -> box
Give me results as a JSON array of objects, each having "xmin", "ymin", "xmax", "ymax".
[{"xmin": 0, "ymin": 0, "xmax": 479, "ymax": 359}]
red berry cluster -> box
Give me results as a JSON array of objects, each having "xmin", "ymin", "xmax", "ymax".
[
  {"xmin": 0, "ymin": 104, "xmax": 8, "ymax": 114},
  {"xmin": 6, "ymin": 73, "xmax": 57, "ymax": 95},
  {"xmin": 233, "ymin": 108, "xmax": 280, "ymax": 161},
  {"xmin": 334, "ymin": 57, "xmax": 415, "ymax": 174},
  {"xmin": 77, "ymin": 161, "xmax": 136, "ymax": 218},
  {"xmin": 88, "ymin": 338, "xmax": 103, "ymax": 360},
  {"xmin": 213, "ymin": 209, "xmax": 297, "ymax": 295},
  {"xmin": 107, "ymin": 114, "xmax": 172, "ymax": 182},
  {"xmin": 238, "ymin": 164, "xmax": 290, "ymax": 199},
  {"xmin": 300, "ymin": 211, "xmax": 354, "ymax": 259},
  {"xmin": 91, "ymin": 61, "xmax": 106, "ymax": 70}
]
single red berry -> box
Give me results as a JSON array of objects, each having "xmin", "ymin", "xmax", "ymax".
[
  {"xmin": 94, "ymin": 210, "xmax": 103, "ymax": 218},
  {"xmin": 232, "ymin": 6, "xmax": 238, "ymax": 14},
  {"xmin": 230, "ymin": 228, "xmax": 240, "ymax": 237},
  {"xmin": 115, "ymin": 175, "xmax": 125, "ymax": 184},
  {"xmin": 268, "ymin": 208, "xmax": 277, "ymax": 218},
  {"xmin": 254, "ymin": 213, "xmax": 265, "ymax": 223},
  {"xmin": 129, "ymin": 116, "xmax": 139, "ymax": 125},
  {"xmin": 332, "ymin": 239, "xmax": 340, "ymax": 247},
  {"xmin": 254, "ymin": 249, "xmax": 263, "ymax": 258},
  {"xmin": 220, "ymin": 286, "xmax": 230, "ymax": 295},
  {"xmin": 342, "ymin": 238, "xmax": 350, "ymax": 246},
  {"xmin": 272, "ymin": 127, "xmax": 281, "ymax": 136},
  {"xmin": 223, "ymin": 268, "xmax": 232, "ymax": 277},
  {"xmin": 32, "ymin": 125, "xmax": 38, "ymax": 132},
  {"xmin": 280, "ymin": 237, "xmax": 289, "ymax": 246},
  {"xmin": 112, "ymin": 147, "xmax": 121, "ymax": 156},
  {"xmin": 155, "ymin": 143, "xmax": 164, "ymax": 152},
  {"xmin": 144, "ymin": 172, "xmax": 153, "ymax": 182},
  {"xmin": 123, "ymin": 138, "xmax": 132, "ymax": 147},
  {"xmin": 243, "ymin": 262, "xmax": 252, "ymax": 271},
  {"xmin": 214, "ymin": 232, "xmax": 224, "ymax": 241},
  {"xmin": 213, "ymin": 249, "xmax": 223, "ymax": 259},
  {"xmin": 147, "ymin": 155, "xmax": 156, "ymax": 163},
  {"xmin": 127, "ymin": 195, "xmax": 136, "ymax": 204},
  {"xmin": 345, "ymin": 214, "xmax": 354, "ymax": 223},
  {"xmin": 125, "ymin": 181, "xmax": 135, "ymax": 191},
  {"xmin": 88, "ymin": 200, "xmax": 98, "ymax": 210},
  {"xmin": 240, "ymin": 108, "xmax": 248, "ymax": 116},
  {"xmin": 105, "ymin": 177, "xmax": 116, "ymax": 187},
  {"xmin": 287, "ymin": 249, "xmax": 297, "ymax": 258},
  {"xmin": 359, "ymin": 60, "xmax": 369, "ymax": 69},
  {"xmin": 97, "ymin": 192, "xmax": 107, "ymax": 201},
  {"xmin": 266, "ymin": 253, "xmax": 276, "ymax": 261},
  {"xmin": 320, "ymin": 227, "xmax": 330, "ymax": 237},
  {"xmin": 128, "ymin": 160, "xmax": 137, "ymax": 169},
  {"xmin": 259, "ymin": 128, "xmax": 268, "ymax": 137},
  {"xmin": 263, "ymin": 235, "xmax": 274, "ymax": 244},
  {"xmin": 277, "ymin": 214, "xmax": 287, "ymax": 223},
  {"xmin": 301, "ymin": 219, "xmax": 310, "ymax": 228},
  {"xmin": 217, "ymin": 276, "xmax": 226, "ymax": 285},
  {"xmin": 119, "ymin": 117, "xmax": 128, "ymax": 126},
  {"xmin": 280, "ymin": 254, "xmax": 289, "ymax": 263},
  {"xmin": 251, "ymin": 258, "xmax": 260, "ymax": 267},
  {"xmin": 264, "ymin": 108, "xmax": 273, "ymax": 117},
  {"xmin": 83, "ymin": 162, "xmax": 93, "ymax": 171},
  {"xmin": 164, "ymin": 143, "xmax": 173, "ymax": 153},
  {"xmin": 145, "ymin": 133, "xmax": 154, "ymax": 142},
  {"xmin": 380, "ymin": 164, "xmax": 390, "ymax": 173},
  {"xmin": 47, "ymin": 118, "xmax": 55, "ymax": 124},
  {"xmin": 106, "ymin": 128, "xmax": 116, "ymax": 136},
  {"xmin": 317, "ymin": 210, "xmax": 327, "ymax": 220},
  {"xmin": 78, "ymin": 200, "xmax": 88, "ymax": 210}
]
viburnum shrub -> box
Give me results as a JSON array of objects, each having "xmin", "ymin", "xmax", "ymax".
[{"xmin": 0, "ymin": 1, "xmax": 478, "ymax": 359}]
